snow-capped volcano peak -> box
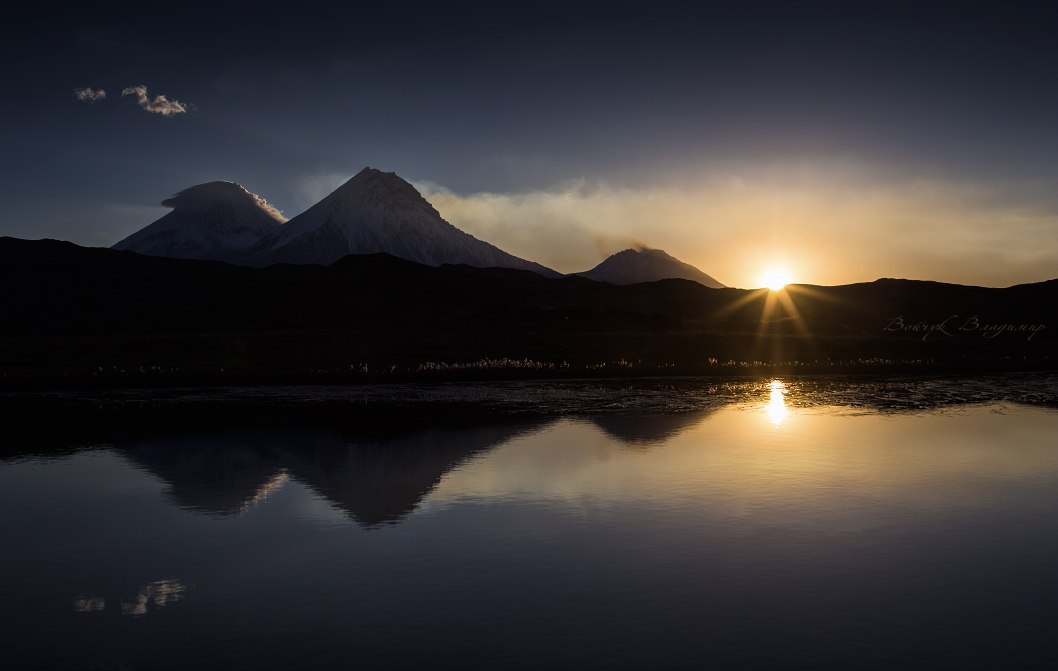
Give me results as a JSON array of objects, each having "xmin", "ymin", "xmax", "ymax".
[
  {"xmin": 268, "ymin": 168, "xmax": 438, "ymax": 247},
  {"xmin": 329, "ymin": 167, "xmax": 424, "ymax": 204},
  {"xmin": 241, "ymin": 167, "xmax": 559, "ymax": 275},
  {"xmin": 113, "ymin": 181, "xmax": 285, "ymax": 260}
]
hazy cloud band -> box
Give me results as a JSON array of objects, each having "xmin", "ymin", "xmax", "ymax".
[{"xmin": 415, "ymin": 176, "xmax": 1058, "ymax": 288}]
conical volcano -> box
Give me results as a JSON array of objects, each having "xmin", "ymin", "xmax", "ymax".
[
  {"xmin": 112, "ymin": 181, "xmax": 285, "ymax": 260},
  {"xmin": 239, "ymin": 167, "xmax": 558, "ymax": 275}
]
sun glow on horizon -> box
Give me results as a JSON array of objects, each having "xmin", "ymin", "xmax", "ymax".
[{"xmin": 758, "ymin": 267, "xmax": 793, "ymax": 291}]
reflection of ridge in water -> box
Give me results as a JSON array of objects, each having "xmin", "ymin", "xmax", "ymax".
[
  {"xmin": 585, "ymin": 408, "xmax": 716, "ymax": 446},
  {"xmin": 14, "ymin": 374, "xmax": 1057, "ymax": 531},
  {"xmin": 280, "ymin": 422, "xmax": 550, "ymax": 527},
  {"xmin": 117, "ymin": 419, "xmax": 551, "ymax": 528}
]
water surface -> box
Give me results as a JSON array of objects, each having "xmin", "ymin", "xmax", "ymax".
[{"xmin": 2, "ymin": 379, "xmax": 1057, "ymax": 669}]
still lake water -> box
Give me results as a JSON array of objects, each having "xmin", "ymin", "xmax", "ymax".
[{"xmin": 2, "ymin": 377, "xmax": 1058, "ymax": 669}]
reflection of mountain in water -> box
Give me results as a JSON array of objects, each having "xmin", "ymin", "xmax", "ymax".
[
  {"xmin": 279, "ymin": 424, "xmax": 546, "ymax": 526},
  {"xmin": 586, "ymin": 410, "xmax": 716, "ymax": 446},
  {"xmin": 118, "ymin": 420, "xmax": 549, "ymax": 527},
  {"xmin": 7, "ymin": 374, "xmax": 1058, "ymax": 527},
  {"xmin": 120, "ymin": 431, "xmax": 287, "ymax": 518}
]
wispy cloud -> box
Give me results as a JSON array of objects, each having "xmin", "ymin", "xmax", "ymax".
[
  {"xmin": 121, "ymin": 85, "xmax": 190, "ymax": 116},
  {"xmin": 73, "ymin": 87, "xmax": 106, "ymax": 103}
]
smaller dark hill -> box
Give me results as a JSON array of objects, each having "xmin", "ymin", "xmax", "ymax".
[{"xmin": 577, "ymin": 248, "xmax": 724, "ymax": 288}]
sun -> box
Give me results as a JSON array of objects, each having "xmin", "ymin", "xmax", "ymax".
[{"xmin": 758, "ymin": 267, "xmax": 792, "ymax": 291}]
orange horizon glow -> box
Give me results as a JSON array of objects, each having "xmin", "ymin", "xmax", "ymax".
[{"xmin": 422, "ymin": 172, "xmax": 1058, "ymax": 289}]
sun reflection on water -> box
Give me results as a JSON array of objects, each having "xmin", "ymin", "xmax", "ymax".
[{"xmin": 766, "ymin": 379, "xmax": 787, "ymax": 426}]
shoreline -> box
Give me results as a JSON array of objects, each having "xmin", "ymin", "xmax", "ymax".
[{"xmin": 2, "ymin": 356, "xmax": 1056, "ymax": 393}]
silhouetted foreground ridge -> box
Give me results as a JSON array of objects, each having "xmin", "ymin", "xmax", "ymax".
[{"xmin": 1, "ymin": 237, "xmax": 1055, "ymax": 386}]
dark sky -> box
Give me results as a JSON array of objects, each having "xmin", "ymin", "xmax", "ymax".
[{"xmin": 2, "ymin": 1, "xmax": 1057, "ymax": 283}]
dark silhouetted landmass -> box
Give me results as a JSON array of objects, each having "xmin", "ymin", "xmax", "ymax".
[
  {"xmin": 1, "ymin": 236, "xmax": 1056, "ymax": 387},
  {"xmin": 577, "ymin": 248, "xmax": 725, "ymax": 288}
]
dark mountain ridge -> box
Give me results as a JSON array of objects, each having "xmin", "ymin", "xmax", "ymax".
[{"xmin": 2, "ymin": 237, "xmax": 1055, "ymax": 385}]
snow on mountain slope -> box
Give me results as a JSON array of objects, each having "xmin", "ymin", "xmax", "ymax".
[
  {"xmin": 112, "ymin": 182, "xmax": 285, "ymax": 260},
  {"xmin": 577, "ymin": 248, "xmax": 725, "ymax": 288},
  {"xmin": 237, "ymin": 168, "xmax": 559, "ymax": 276}
]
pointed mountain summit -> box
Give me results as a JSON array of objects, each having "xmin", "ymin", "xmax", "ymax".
[
  {"xmin": 239, "ymin": 167, "xmax": 559, "ymax": 276},
  {"xmin": 112, "ymin": 181, "xmax": 285, "ymax": 260},
  {"xmin": 577, "ymin": 248, "xmax": 725, "ymax": 288}
]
